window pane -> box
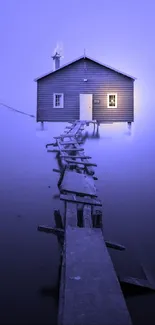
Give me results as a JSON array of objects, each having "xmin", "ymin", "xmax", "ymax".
[
  {"xmin": 109, "ymin": 95, "xmax": 116, "ymax": 107},
  {"xmin": 55, "ymin": 94, "xmax": 62, "ymax": 106}
]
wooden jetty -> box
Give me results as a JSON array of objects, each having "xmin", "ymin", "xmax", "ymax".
[{"xmin": 39, "ymin": 120, "xmax": 133, "ymax": 325}]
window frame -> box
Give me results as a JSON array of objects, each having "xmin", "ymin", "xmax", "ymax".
[
  {"xmin": 107, "ymin": 93, "xmax": 117, "ymax": 108},
  {"xmin": 53, "ymin": 93, "xmax": 64, "ymax": 108}
]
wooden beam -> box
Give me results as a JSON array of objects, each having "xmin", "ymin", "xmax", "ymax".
[
  {"xmin": 37, "ymin": 225, "xmax": 64, "ymax": 235},
  {"xmin": 60, "ymin": 141, "xmax": 83, "ymax": 145},
  {"xmin": 60, "ymin": 155, "xmax": 92, "ymax": 159},
  {"xmin": 105, "ymin": 241, "xmax": 126, "ymax": 251},
  {"xmin": 83, "ymin": 204, "xmax": 92, "ymax": 227},
  {"xmin": 60, "ymin": 193, "xmax": 102, "ymax": 206},
  {"xmin": 65, "ymin": 159, "xmax": 97, "ymax": 167},
  {"xmin": 61, "ymin": 148, "xmax": 84, "ymax": 152},
  {"xmin": 46, "ymin": 142, "xmax": 57, "ymax": 148},
  {"xmin": 47, "ymin": 149, "xmax": 60, "ymax": 152},
  {"xmin": 72, "ymin": 144, "xmax": 95, "ymax": 175},
  {"xmin": 119, "ymin": 275, "xmax": 155, "ymax": 290},
  {"xmin": 54, "ymin": 135, "xmax": 75, "ymax": 139},
  {"xmin": 60, "ymin": 227, "xmax": 132, "ymax": 325},
  {"xmin": 65, "ymin": 202, "xmax": 77, "ymax": 227},
  {"xmin": 54, "ymin": 209, "xmax": 64, "ymax": 229},
  {"xmin": 53, "ymin": 168, "xmax": 61, "ymax": 173},
  {"xmin": 60, "ymin": 170, "xmax": 97, "ymax": 197},
  {"xmin": 92, "ymin": 209, "xmax": 102, "ymax": 228}
]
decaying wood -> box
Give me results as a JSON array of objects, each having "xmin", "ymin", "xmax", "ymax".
[
  {"xmin": 61, "ymin": 148, "xmax": 84, "ymax": 152},
  {"xmin": 46, "ymin": 142, "xmax": 57, "ymax": 148},
  {"xmin": 54, "ymin": 209, "xmax": 64, "ymax": 229},
  {"xmin": 105, "ymin": 241, "xmax": 126, "ymax": 251},
  {"xmin": 60, "ymin": 155, "xmax": 92, "ymax": 159},
  {"xmin": 92, "ymin": 209, "xmax": 102, "ymax": 228},
  {"xmin": 53, "ymin": 168, "xmax": 61, "ymax": 173},
  {"xmin": 60, "ymin": 170, "xmax": 97, "ymax": 197},
  {"xmin": 47, "ymin": 149, "xmax": 60, "ymax": 153},
  {"xmin": 57, "ymin": 166, "xmax": 66, "ymax": 188},
  {"xmin": 83, "ymin": 203, "xmax": 92, "ymax": 227},
  {"xmin": 65, "ymin": 159, "xmax": 97, "ymax": 167},
  {"xmin": 37, "ymin": 225, "xmax": 64, "ymax": 235},
  {"xmin": 42, "ymin": 120, "xmax": 133, "ymax": 325},
  {"xmin": 60, "ymin": 140, "xmax": 83, "ymax": 145},
  {"xmin": 75, "ymin": 150, "xmax": 95, "ymax": 175},
  {"xmin": 65, "ymin": 126, "xmax": 73, "ymax": 129},
  {"xmin": 60, "ymin": 193, "xmax": 102, "ymax": 206},
  {"xmin": 118, "ymin": 275, "xmax": 155, "ymax": 290},
  {"xmin": 61, "ymin": 227, "xmax": 132, "ymax": 325},
  {"xmin": 65, "ymin": 202, "xmax": 77, "ymax": 227}
]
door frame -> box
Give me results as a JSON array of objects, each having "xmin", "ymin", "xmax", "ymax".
[{"xmin": 79, "ymin": 93, "xmax": 93, "ymax": 120}]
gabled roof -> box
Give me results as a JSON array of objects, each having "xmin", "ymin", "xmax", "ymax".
[{"xmin": 34, "ymin": 55, "xmax": 136, "ymax": 81}]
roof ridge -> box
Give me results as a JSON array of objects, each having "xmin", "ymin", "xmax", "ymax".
[{"xmin": 34, "ymin": 55, "xmax": 136, "ymax": 81}]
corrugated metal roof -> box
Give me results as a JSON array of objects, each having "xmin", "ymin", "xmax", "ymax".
[{"xmin": 34, "ymin": 55, "xmax": 136, "ymax": 81}]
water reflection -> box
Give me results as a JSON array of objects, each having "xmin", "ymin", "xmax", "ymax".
[{"xmin": 1, "ymin": 108, "xmax": 155, "ymax": 325}]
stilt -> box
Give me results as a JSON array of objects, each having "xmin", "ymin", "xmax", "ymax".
[
  {"xmin": 127, "ymin": 122, "xmax": 132, "ymax": 129},
  {"xmin": 96, "ymin": 121, "xmax": 100, "ymax": 138},
  {"xmin": 41, "ymin": 121, "xmax": 44, "ymax": 130},
  {"xmin": 93, "ymin": 122, "xmax": 96, "ymax": 132}
]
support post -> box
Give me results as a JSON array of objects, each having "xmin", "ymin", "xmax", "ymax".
[{"xmin": 41, "ymin": 121, "xmax": 44, "ymax": 130}]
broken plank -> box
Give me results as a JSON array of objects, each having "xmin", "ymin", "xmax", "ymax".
[
  {"xmin": 65, "ymin": 202, "xmax": 77, "ymax": 227},
  {"xmin": 83, "ymin": 203, "xmax": 92, "ymax": 227},
  {"xmin": 60, "ymin": 193, "xmax": 102, "ymax": 206},
  {"xmin": 73, "ymin": 147, "xmax": 95, "ymax": 175},
  {"xmin": 37, "ymin": 225, "xmax": 64, "ymax": 235},
  {"xmin": 92, "ymin": 209, "xmax": 102, "ymax": 228},
  {"xmin": 54, "ymin": 134, "xmax": 76, "ymax": 139},
  {"xmin": 47, "ymin": 149, "xmax": 60, "ymax": 152},
  {"xmin": 61, "ymin": 148, "xmax": 84, "ymax": 152},
  {"xmin": 105, "ymin": 241, "xmax": 126, "ymax": 251},
  {"xmin": 46, "ymin": 142, "xmax": 57, "ymax": 148},
  {"xmin": 54, "ymin": 209, "xmax": 64, "ymax": 229},
  {"xmin": 65, "ymin": 159, "xmax": 97, "ymax": 167},
  {"xmin": 60, "ymin": 170, "xmax": 97, "ymax": 197},
  {"xmin": 119, "ymin": 275, "xmax": 155, "ymax": 290},
  {"xmin": 60, "ymin": 141, "xmax": 83, "ymax": 145},
  {"xmin": 61, "ymin": 227, "xmax": 132, "ymax": 325},
  {"xmin": 60, "ymin": 155, "xmax": 92, "ymax": 159},
  {"xmin": 53, "ymin": 168, "xmax": 61, "ymax": 173},
  {"xmin": 68, "ymin": 123, "xmax": 83, "ymax": 136}
]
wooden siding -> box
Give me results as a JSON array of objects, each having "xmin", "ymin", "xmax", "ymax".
[{"xmin": 37, "ymin": 59, "xmax": 134, "ymax": 123}]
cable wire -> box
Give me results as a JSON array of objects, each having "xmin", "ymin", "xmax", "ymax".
[{"xmin": 0, "ymin": 102, "xmax": 35, "ymax": 118}]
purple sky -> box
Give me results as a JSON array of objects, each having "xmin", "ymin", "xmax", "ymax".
[{"xmin": 0, "ymin": 0, "xmax": 154, "ymax": 119}]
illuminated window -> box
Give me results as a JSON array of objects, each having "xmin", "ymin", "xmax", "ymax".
[
  {"xmin": 53, "ymin": 93, "xmax": 64, "ymax": 108},
  {"xmin": 107, "ymin": 93, "xmax": 117, "ymax": 108}
]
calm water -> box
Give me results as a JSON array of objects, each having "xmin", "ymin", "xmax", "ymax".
[{"xmin": 0, "ymin": 107, "xmax": 155, "ymax": 325}]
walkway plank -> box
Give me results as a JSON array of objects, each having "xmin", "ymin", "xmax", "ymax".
[
  {"xmin": 43, "ymin": 120, "xmax": 133, "ymax": 325},
  {"xmin": 60, "ymin": 227, "xmax": 132, "ymax": 325},
  {"xmin": 60, "ymin": 193, "xmax": 102, "ymax": 206},
  {"xmin": 65, "ymin": 159, "xmax": 97, "ymax": 167},
  {"xmin": 60, "ymin": 170, "xmax": 97, "ymax": 197}
]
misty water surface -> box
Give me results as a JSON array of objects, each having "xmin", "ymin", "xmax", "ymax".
[{"xmin": 0, "ymin": 107, "xmax": 155, "ymax": 325}]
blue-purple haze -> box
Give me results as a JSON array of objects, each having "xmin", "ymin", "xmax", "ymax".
[
  {"xmin": 0, "ymin": 0, "xmax": 154, "ymax": 120},
  {"xmin": 0, "ymin": 1, "xmax": 155, "ymax": 325}
]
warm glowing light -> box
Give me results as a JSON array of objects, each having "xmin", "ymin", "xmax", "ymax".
[{"xmin": 107, "ymin": 93, "xmax": 117, "ymax": 108}]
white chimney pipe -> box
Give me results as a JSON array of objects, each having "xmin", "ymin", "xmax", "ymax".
[{"xmin": 52, "ymin": 52, "xmax": 61, "ymax": 71}]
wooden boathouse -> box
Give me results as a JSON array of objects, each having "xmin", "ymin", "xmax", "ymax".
[
  {"xmin": 38, "ymin": 120, "xmax": 133, "ymax": 325},
  {"xmin": 35, "ymin": 51, "xmax": 136, "ymax": 126}
]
